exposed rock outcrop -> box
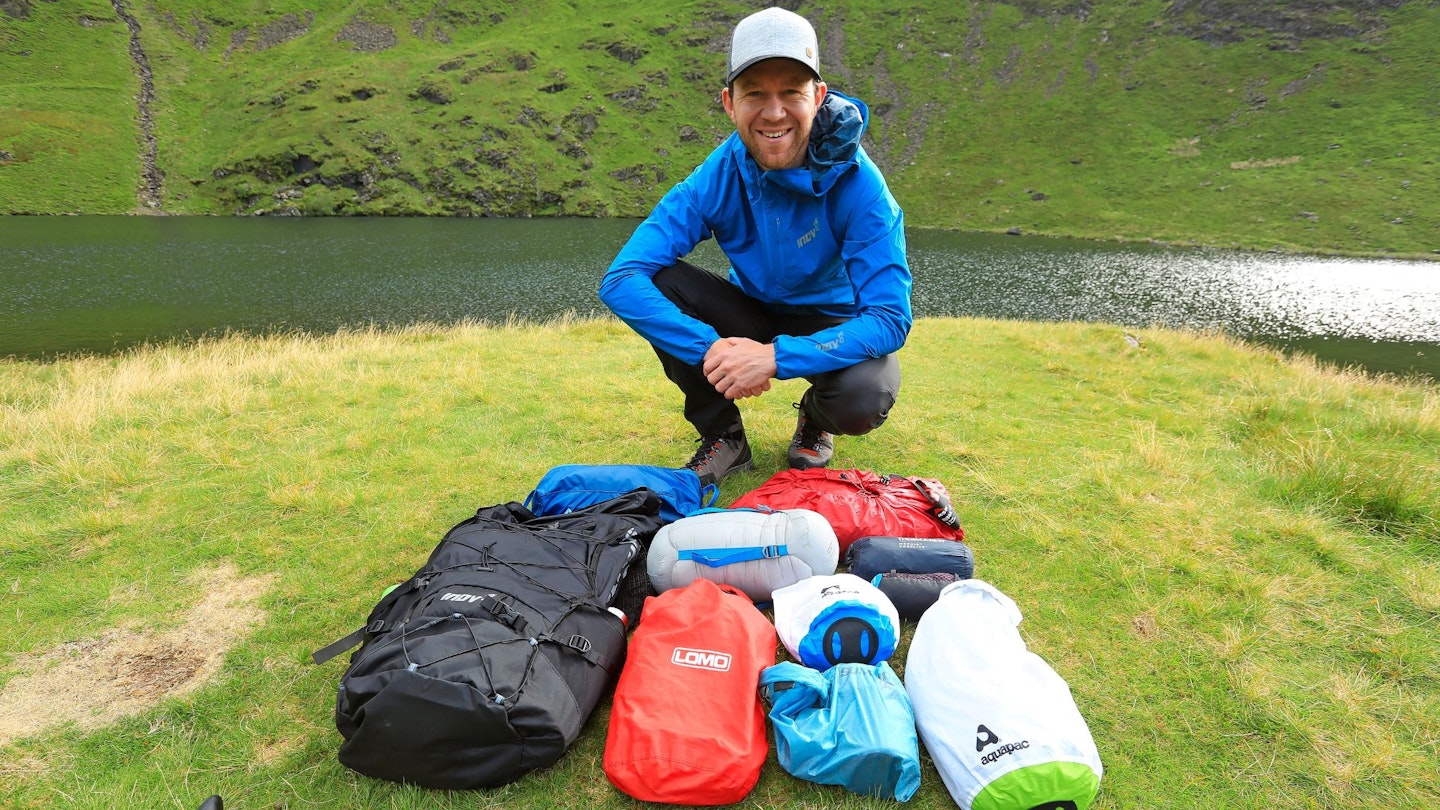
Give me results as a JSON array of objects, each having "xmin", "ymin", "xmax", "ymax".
[
  {"xmin": 335, "ymin": 16, "xmax": 397, "ymax": 52},
  {"xmin": 1, "ymin": 0, "xmax": 32, "ymax": 20},
  {"xmin": 110, "ymin": 0, "xmax": 163, "ymax": 211}
]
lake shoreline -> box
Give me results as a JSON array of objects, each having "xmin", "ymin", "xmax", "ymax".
[
  {"xmin": 4, "ymin": 217, "xmax": 1437, "ymax": 380},
  {"xmin": 8, "ymin": 211, "xmax": 1439, "ymax": 263}
]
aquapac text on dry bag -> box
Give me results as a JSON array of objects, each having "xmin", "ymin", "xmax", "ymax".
[
  {"xmin": 604, "ymin": 579, "xmax": 777, "ymax": 805},
  {"xmin": 730, "ymin": 468, "xmax": 964, "ymax": 553},
  {"xmin": 905, "ymin": 579, "xmax": 1104, "ymax": 810},
  {"xmin": 314, "ymin": 491, "xmax": 667, "ymax": 790}
]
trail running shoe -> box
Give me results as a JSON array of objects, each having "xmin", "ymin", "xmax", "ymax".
[
  {"xmin": 787, "ymin": 402, "xmax": 834, "ymax": 470},
  {"xmin": 685, "ymin": 431, "xmax": 754, "ymax": 485}
]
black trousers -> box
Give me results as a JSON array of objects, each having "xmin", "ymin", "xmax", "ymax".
[{"xmin": 651, "ymin": 260, "xmax": 901, "ymax": 437}]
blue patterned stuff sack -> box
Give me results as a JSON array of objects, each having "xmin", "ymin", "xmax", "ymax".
[
  {"xmin": 772, "ymin": 573, "xmax": 900, "ymax": 670},
  {"xmin": 524, "ymin": 464, "xmax": 719, "ymax": 524},
  {"xmin": 759, "ymin": 660, "xmax": 921, "ymax": 801}
]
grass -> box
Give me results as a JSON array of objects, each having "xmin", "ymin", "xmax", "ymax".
[
  {"xmin": 0, "ymin": 0, "xmax": 141, "ymax": 214},
  {"xmin": 3, "ymin": 1, "xmax": 1437, "ymax": 255},
  {"xmin": 1, "ymin": 317, "xmax": 1437, "ymax": 808}
]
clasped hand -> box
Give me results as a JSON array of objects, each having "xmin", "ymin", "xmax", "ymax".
[{"xmin": 703, "ymin": 337, "xmax": 776, "ymax": 400}]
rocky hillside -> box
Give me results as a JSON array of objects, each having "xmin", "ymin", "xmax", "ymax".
[{"xmin": 1, "ymin": 0, "xmax": 1436, "ymax": 256}]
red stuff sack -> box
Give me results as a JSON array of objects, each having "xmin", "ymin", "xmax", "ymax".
[
  {"xmin": 603, "ymin": 579, "xmax": 777, "ymax": 805},
  {"xmin": 730, "ymin": 468, "xmax": 964, "ymax": 554}
]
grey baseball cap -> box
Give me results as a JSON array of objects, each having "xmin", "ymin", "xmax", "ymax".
[{"xmin": 727, "ymin": 7, "xmax": 821, "ymax": 84}]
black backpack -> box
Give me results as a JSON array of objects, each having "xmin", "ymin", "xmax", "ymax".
[{"xmin": 313, "ymin": 490, "xmax": 666, "ymax": 789}]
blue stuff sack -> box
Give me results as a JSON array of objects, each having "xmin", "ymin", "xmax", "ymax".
[
  {"xmin": 845, "ymin": 535, "xmax": 975, "ymax": 581},
  {"xmin": 525, "ymin": 464, "xmax": 719, "ymax": 524},
  {"xmin": 772, "ymin": 574, "xmax": 900, "ymax": 670},
  {"xmin": 759, "ymin": 661, "xmax": 921, "ymax": 801}
]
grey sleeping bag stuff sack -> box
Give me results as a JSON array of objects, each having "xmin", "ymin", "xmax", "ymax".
[{"xmin": 317, "ymin": 491, "xmax": 667, "ymax": 789}]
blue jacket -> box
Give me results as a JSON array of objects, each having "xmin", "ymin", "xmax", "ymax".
[{"xmin": 599, "ymin": 91, "xmax": 912, "ymax": 380}]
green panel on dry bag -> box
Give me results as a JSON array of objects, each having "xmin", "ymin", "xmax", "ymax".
[{"xmin": 971, "ymin": 760, "xmax": 1100, "ymax": 810}]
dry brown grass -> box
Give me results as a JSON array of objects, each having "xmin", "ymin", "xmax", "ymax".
[{"xmin": 0, "ymin": 563, "xmax": 274, "ymax": 747}]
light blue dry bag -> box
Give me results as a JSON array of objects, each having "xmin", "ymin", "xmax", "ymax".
[{"xmin": 759, "ymin": 660, "xmax": 921, "ymax": 801}]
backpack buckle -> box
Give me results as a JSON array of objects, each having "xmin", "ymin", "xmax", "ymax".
[
  {"xmin": 487, "ymin": 599, "xmax": 514, "ymax": 621},
  {"xmin": 565, "ymin": 635, "xmax": 592, "ymax": 655}
]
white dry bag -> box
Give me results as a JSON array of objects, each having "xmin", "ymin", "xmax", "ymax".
[{"xmin": 904, "ymin": 579, "xmax": 1103, "ymax": 810}]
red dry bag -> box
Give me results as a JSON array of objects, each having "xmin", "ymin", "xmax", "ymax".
[
  {"xmin": 603, "ymin": 579, "xmax": 777, "ymax": 805},
  {"xmin": 730, "ymin": 468, "xmax": 964, "ymax": 554}
]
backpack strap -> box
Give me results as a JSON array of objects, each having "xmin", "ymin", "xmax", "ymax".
[
  {"xmin": 311, "ymin": 578, "xmax": 420, "ymax": 665},
  {"xmin": 536, "ymin": 604, "xmax": 625, "ymax": 672},
  {"xmin": 483, "ymin": 595, "xmax": 533, "ymax": 636},
  {"xmin": 539, "ymin": 631, "xmax": 619, "ymax": 671},
  {"xmin": 685, "ymin": 505, "xmax": 774, "ymax": 517},
  {"xmin": 311, "ymin": 619, "xmax": 384, "ymax": 665}
]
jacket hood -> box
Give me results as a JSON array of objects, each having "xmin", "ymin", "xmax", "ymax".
[
  {"xmin": 806, "ymin": 90, "xmax": 867, "ymax": 192},
  {"xmin": 739, "ymin": 90, "xmax": 869, "ymax": 198}
]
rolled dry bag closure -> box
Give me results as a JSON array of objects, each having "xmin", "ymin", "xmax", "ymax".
[{"xmin": 678, "ymin": 544, "xmax": 788, "ymax": 567}]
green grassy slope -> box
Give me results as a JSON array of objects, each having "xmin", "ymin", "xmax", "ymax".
[
  {"xmin": 889, "ymin": 1, "xmax": 1440, "ymax": 255},
  {"xmin": 135, "ymin": 0, "xmax": 744, "ymax": 218},
  {"xmin": 1, "ymin": 0, "xmax": 1436, "ymax": 256},
  {"xmin": 0, "ymin": 0, "xmax": 141, "ymax": 213}
]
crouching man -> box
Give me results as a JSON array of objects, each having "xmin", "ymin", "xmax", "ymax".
[{"xmin": 599, "ymin": 7, "xmax": 912, "ymax": 485}]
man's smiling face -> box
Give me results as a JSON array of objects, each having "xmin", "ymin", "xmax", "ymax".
[{"xmin": 722, "ymin": 58, "xmax": 827, "ymax": 172}]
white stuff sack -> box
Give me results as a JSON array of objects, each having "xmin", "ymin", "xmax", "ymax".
[
  {"xmin": 772, "ymin": 573, "xmax": 900, "ymax": 670},
  {"xmin": 905, "ymin": 579, "xmax": 1103, "ymax": 810},
  {"xmin": 647, "ymin": 508, "xmax": 839, "ymax": 602}
]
